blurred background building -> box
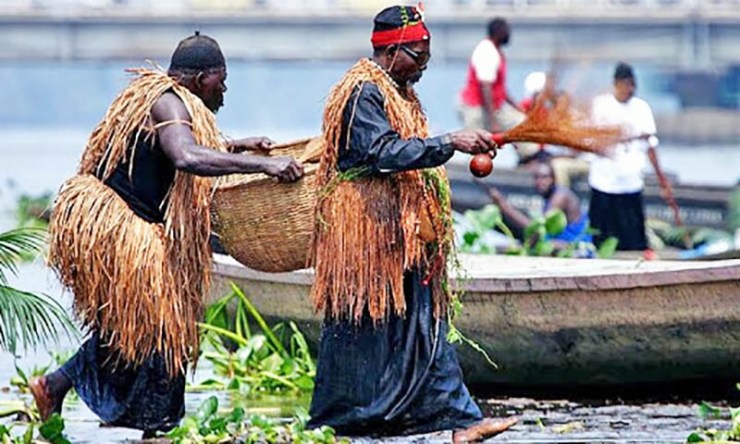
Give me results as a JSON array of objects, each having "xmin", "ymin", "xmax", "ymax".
[
  {"xmin": 0, "ymin": 0, "xmax": 738, "ymax": 210},
  {"xmin": 1, "ymin": 0, "xmax": 739, "ymax": 111}
]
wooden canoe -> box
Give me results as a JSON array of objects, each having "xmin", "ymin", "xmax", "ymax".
[{"xmin": 210, "ymin": 253, "xmax": 740, "ymax": 388}]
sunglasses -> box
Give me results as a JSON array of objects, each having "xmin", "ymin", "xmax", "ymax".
[{"xmin": 398, "ymin": 45, "xmax": 431, "ymax": 67}]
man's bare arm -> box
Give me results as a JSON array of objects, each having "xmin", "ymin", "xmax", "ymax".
[
  {"xmin": 479, "ymin": 81, "xmax": 498, "ymax": 132},
  {"xmin": 489, "ymin": 187, "xmax": 530, "ymax": 231},
  {"xmin": 152, "ymin": 93, "xmax": 302, "ymax": 181}
]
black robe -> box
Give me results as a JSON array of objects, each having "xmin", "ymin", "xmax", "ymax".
[{"xmin": 308, "ymin": 82, "xmax": 482, "ymax": 436}]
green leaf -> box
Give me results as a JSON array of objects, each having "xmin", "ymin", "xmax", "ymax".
[
  {"xmin": 198, "ymin": 323, "xmax": 249, "ymax": 347},
  {"xmin": 0, "ymin": 284, "xmax": 78, "ymax": 354},
  {"xmin": 228, "ymin": 407, "xmax": 246, "ymax": 424},
  {"xmin": 293, "ymin": 406, "xmax": 310, "ymax": 427},
  {"xmin": 38, "ymin": 413, "xmax": 65, "ymax": 441},
  {"xmin": 195, "ymin": 396, "xmax": 219, "ymax": 423},
  {"xmin": 208, "ymin": 417, "xmax": 227, "ymax": 434},
  {"xmin": 698, "ymin": 402, "xmax": 723, "ymax": 420},
  {"xmin": 0, "ymin": 228, "xmax": 45, "ymax": 283},
  {"xmin": 597, "ymin": 237, "xmax": 619, "ymax": 259},
  {"xmin": 280, "ymin": 358, "xmax": 297, "ymax": 375},
  {"xmin": 14, "ymin": 365, "xmax": 27, "ymax": 384},
  {"xmin": 294, "ymin": 374, "xmax": 315, "ymax": 391},
  {"xmin": 231, "ymin": 284, "xmax": 288, "ymax": 357},
  {"xmin": 523, "ymin": 218, "xmax": 543, "ymax": 242},
  {"xmin": 0, "ymin": 229, "xmax": 77, "ymax": 355},
  {"xmin": 166, "ymin": 423, "xmax": 189, "ymax": 440},
  {"xmin": 730, "ymin": 407, "xmax": 740, "ymax": 421},
  {"xmin": 462, "ymin": 231, "xmax": 479, "ymax": 247},
  {"xmin": 686, "ymin": 431, "xmax": 705, "ymax": 442},
  {"xmin": 533, "ymin": 240, "xmax": 554, "ymax": 257},
  {"xmin": 478, "ymin": 204, "xmax": 502, "ymax": 229},
  {"xmin": 227, "ymin": 378, "xmax": 241, "ymax": 391},
  {"xmin": 544, "ymin": 209, "xmax": 567, "ymax": 236},
  {"xmin": 203, "ymin": 296, "xmax": 231, "ymax": 331},
  {"xmin": 692, "ymin": 228, "xmax": 733, "ymax": 246},
  {"xmin": 23, "ymin": 423, "xmax": 34, "ymax": 444}
]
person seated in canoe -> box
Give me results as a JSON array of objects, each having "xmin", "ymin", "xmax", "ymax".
[
  {"xmin": 307, "ymin": 4, "xmax": 517, "ymax": 442},
  {"xmin": 487, "ymin": 161, "xmax": 593, "ymax": 250}
]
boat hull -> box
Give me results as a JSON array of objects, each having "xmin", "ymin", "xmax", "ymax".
[{"xmin": 211, "ymin": 254, "xmax": 740, "ymax": 387}]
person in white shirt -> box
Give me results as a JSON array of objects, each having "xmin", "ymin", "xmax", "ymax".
[{"xmin": 588, "ymin": 62, "xmax": 663, "ymax": 252}]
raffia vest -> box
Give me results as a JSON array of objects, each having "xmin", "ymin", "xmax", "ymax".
[
  {"xmin": 48, "ymin": 69, "xmax": 225, "ymax": 376},
  {"xmin": 310, "ymin": 59, "xmax": 453, "ymax": 323}
]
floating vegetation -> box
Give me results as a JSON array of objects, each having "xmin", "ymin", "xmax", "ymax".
[
  {"xmin": 457, "ymin": 204, "xmax": 617, "ymax": 259},
  {"xmin": 195, "ymin": 284, "xmax": 315, "ymax": 397},
  {"xmin": 0, "ymin": 413, "xmax": 70, "ymax": 444},
  {"xmin": 166, "ymin": 396, "xmax": 346, "ymax": 444},
  {"xmin": 687, "ymin": 391, "xmax": 740, "ymax": 443}
]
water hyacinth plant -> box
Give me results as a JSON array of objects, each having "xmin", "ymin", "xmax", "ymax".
[
  {"xmin": 687, "ymin": 385, "xmax": 740, "ymax": 443},
  {"xmin": 458, "ymin": 204, "xmax": 617, "ymax": 259},
  {"xmin": 195, "ymin": 284, "xmax": 315, "ymax": 397},
  {"xmin": 0, "ymin": 413, "xmax": 71, "ymax": 444},
  {"xmin": 166, "ymin": 396, "xmax": 345, "ymax": 444}
]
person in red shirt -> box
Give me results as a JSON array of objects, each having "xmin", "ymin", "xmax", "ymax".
[{"xmin": 458, "ymin": 18, "xmax": 538, "ymax": 161}]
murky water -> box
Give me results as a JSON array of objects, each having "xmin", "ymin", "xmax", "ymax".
[{"xmin": 0, "ymin": 263, "xmax": 736, "ymax": 443}]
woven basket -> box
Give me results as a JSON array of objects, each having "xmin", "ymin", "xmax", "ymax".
[{"xmin": 211, "ymin": 137, "xmax": 322, "ymax": 272}]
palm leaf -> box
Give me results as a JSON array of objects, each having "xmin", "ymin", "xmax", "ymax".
[
  {"xmin": 0, "ymin": 228, "xmax": 46, "ymax": 285},
  {"xmin": 0, "ymin": 227, "xmax": 77, "ymax": 353},
  {"xmin": 0, "ymin": 285, "xmax": 76, "ymax": 354}
]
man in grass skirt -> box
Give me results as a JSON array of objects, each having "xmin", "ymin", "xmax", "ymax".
[
  {"xmin": 30, "ymin": 33, "xmax": 303, "ymax": 438},
  {"xmin": 308, "ymin": 5, "xmax": 517, "ymax": 442}
]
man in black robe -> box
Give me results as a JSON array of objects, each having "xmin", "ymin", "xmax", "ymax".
[{"xmin": 308, "ymin": 6, "xmax": 517, "ymax": 443}]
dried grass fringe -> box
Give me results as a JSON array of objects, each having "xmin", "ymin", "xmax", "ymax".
[
  {"xmin": 310, "ymin": 58, "xmax": 452, "ymax": 323},
  {"xmin": 48, "ymin": 69, "xmax": 226, "ymax": 376},
  {"xmin": 505, "ymin": 93, "xmax": 624, "ymax": 153}
]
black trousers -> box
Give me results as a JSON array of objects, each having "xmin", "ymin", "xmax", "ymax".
[
  {"xmin": 61, "ymin": 332, "xmax": 185, "ymax": 432},
  {"xmin": 588, "ymin": 187, "xmax": 648, "ymax": 251}
]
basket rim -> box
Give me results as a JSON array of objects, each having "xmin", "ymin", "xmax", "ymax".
[{"xmin": 214, "ymin": 162, "xmax": 320, "ymax": 191}]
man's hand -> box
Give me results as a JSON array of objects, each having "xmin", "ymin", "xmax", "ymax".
[
  {"xmin": 450, "ymin": 129, "xmax": 498, "ymax": 156},
  {"xmin": 263, "ymin": 156, "xmax": 304, "ymax": 183},
  {"xmin": 229, "ymin": 136, "xmax": 275, "ymax": 153}
]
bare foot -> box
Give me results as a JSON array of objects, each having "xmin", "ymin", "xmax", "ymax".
[
  {"xmin": 452, "ymin": 417, "xmax": 518, "ymax": 443},
  {"xmin": 29, "ymin": 377, "xmax": 63, "ymax": 421}
]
